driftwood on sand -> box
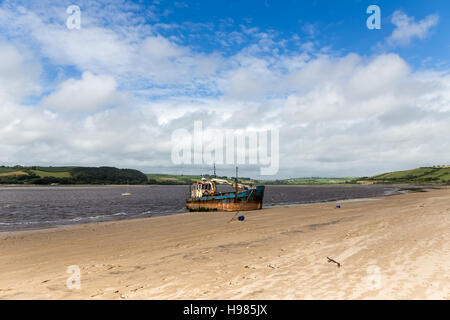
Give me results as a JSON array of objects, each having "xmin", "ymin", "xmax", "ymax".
[{"xmin": 327, "ymin": 257, "xmax": 341, "ymax": 268}]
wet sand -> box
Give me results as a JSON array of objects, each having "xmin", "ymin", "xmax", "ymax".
[{"xmin": 0, "ymin": 188, "xmax": 449, "ymax": 299}]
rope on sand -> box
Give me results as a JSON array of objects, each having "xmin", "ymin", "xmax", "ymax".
[{"xmin": 227, "ymin": 189, "xmax": 254, "ymax": 223}]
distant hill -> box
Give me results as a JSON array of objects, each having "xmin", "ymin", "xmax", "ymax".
[
  {"xmin": 357, "ymin": 167, "xmax": 450, "ymax": 184},
  {"xmin": 145, "ymin": 174, "xmax": 356, "ymax": 185},
  {"xmin": 0, "ymin": 166, "xmax": 256, "ymax": 185},
  {"xmin": 146, "ymin": 173, "xmax": 257, "ymax": 185},
  {"xmin": 261, "ymin": 177, "xmax": 355, "ymax": 185},
  {"xmin": 2, "ymin": 165, "xmax": 448, "ymax": 185},
  {"xmin": 0, "ymin": 166, "xmax": 147, "ymax": 185}
]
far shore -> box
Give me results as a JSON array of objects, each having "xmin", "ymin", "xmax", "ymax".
[
  {"xmin": 0, "ymin": 187, "xmax": 449, "ymax": 299},
  {"xmin": 0, "ymin": 184, "xmax": 438, "ymax": 234},
  {"xmin": 0, "ymin": 183, "xmax": 445, "ymax": 187}
]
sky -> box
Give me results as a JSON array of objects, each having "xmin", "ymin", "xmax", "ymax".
[{"xmin": 0, "ymin": 0, "xmax": 449, "ymax": 179}]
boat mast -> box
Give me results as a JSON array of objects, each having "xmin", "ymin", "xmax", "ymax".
[{"xmin": 235, "ymin": 166, "xmax": 238, "ymax": 202}]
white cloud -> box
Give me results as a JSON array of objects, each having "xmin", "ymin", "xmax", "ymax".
[
  {"xmin": 301, "ymin": 22, "xmax": 317, "ymax": 37},
  {"xmin": 0, "ymin": 43, "xmax": 41, "ymax": 104},
  {"xmin": 0, "ymin": 1, "xmax": 223, "ymax": 95},
  {"xmin": 1, "ymin": 2, "xmax": 450, "ymax": 177},
  {"xmin": 387, "ymin": 10, "xmax": 439, "ymax": 46},
  {"xmin": 41, "ymin": 72, "xmax": 120, "ymax": 112},
  {"xmin": 346, "ymin": 54, "xmax": 410, "ymax": 99}
]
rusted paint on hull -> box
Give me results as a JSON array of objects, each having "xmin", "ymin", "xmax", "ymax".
[
  {"xmin": 186, "ymin": 200, "xmax": 262, "ymax": 212},
  {"xmin": 186, "ymin": 185, "xmax": 265, "ymax": 212}
]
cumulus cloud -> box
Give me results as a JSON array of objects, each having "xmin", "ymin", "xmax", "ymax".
[
  {"xmin": 1, "ymin": 1, "xmax": 450, "ymax": 177},
  {"xmin": 0, "ymin": 1, "xmax": 223, "ymax": 95},
  {"xmin": 41, "ymin": 72, "xmax": 120, "ymax": 112},
  {"xmin": 0, "ymin": 43, "xmax": 41, "ymax": 104},
  {"xmin": 387, "ymin": 10, "xmax": 439, "ymax": 46},
  {"xmin": 279, "ymin": 53, "xmax": 450, "ymax": 176}
]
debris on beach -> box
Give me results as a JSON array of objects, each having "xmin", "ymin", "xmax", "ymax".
[{"xmin": 327, "ymin": 257, "xmax": 341, "ymax": 268}]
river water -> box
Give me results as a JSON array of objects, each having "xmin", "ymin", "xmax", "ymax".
[{"xmin": 0, "ymin": 184, "xmax": 408, "ymax": 231}]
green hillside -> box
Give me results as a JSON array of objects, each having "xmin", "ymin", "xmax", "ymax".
[
  {"xmin": 359, "ymin": 166, "xmax": 450, "ymax": 184},
  {"xmin": 0, "ymin": 167, "xmax": 21, "ymax": 173},
  {"xmin": 146, "ymin": 173, "xmax": 257, "ymax": 185},
  {"xmin": 30, "ymin": 169, "xmax": 72, "ymax": 178},
  {"xmin": 146, "ymin": 173, "xmax": 203, "ymax": 185},
  {"xmin": 0, "ymin": 166, "xmax": 147, "ymax": 185},
  {"xmin": 0, "ymin": 165, "xmax": 256, "ymax": 185},
  {"xmin": 262, "ymin": 177, "xmax": 355, "ymax": 185},
  {"xmin": 2, "ymin": 165, "xmax": 448, "ymax": 185}
]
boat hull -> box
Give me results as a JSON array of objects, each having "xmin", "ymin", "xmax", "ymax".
[{"xmin": 186, "ymin": 186, "xmax": 265, "ymax": 212}]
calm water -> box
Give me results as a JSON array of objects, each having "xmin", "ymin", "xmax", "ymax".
[{"xmin": 0, "ymin": 184, "xmax": 403, "ymax": 231}]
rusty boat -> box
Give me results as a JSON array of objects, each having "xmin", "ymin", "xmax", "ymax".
[{"xmin": 186, "ymin": 177, "xmax": 265, "ymax": 212}]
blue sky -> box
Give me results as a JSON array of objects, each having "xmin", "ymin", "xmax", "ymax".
[
  {"xmin": 1, "ymin": 0, "xmax": 449, "ymax": 178},
  {"xmin": 10, "ymin": 0, "xmax": 448, "ymax": 89},
  {"xmin": 129, "ymin": 0, "xmax": 450, "ymax": 67}
]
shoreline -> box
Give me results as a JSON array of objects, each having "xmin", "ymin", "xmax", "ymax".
[
  {"xmin": 0, "ymin": 183, "xmax": 445, "ymax": 187},
  {"xmin": 0, "ymin": 185, "xmax": 432, "ymax": 234},
  {"xmin": 0, "ymin": 188, "xmax": 449, "ymax": 299},
  {"xmin": 0, "ymin": 197, "xmax": 384, "ymax": 236}
]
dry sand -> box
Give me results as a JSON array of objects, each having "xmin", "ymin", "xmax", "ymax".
[{"xmin": 0, "ymin": 188, "xmax": 449, "ymax": 299}]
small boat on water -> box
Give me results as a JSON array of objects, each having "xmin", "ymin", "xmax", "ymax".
[
  {"xmin": 186, "ymin": 176, "xmax": 265, "ymax": 212},
  {"xmin": 121, "ymin": 182, "xmax": 131, "ymax": 196}
]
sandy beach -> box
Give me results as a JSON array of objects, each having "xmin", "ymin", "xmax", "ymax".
[{"xmin": 0, "ymin": 188, "xmax": 449, "ymax": 299}]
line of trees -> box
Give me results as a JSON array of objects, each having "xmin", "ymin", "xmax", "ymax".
[{"xmin": 0, "ymin": 167, "xmax": 148, "ymax": 185}]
